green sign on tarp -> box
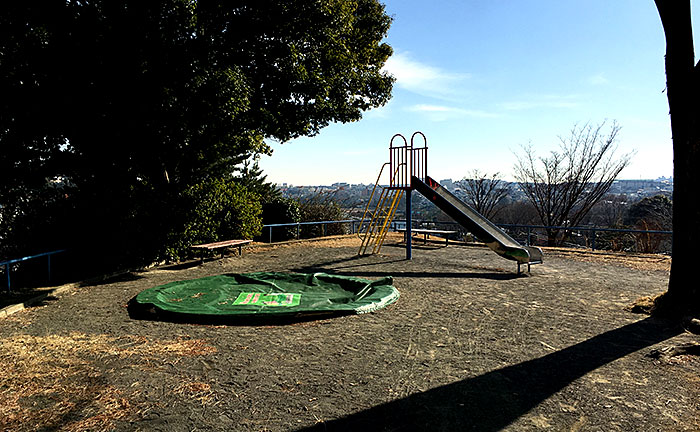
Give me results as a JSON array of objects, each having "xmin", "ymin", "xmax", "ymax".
[{"xmin": 133, "ymin": 272, "xmax": 398, "ymax": 319}]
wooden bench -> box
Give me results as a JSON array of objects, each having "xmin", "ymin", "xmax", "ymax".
[
  {"xmin": 191, "ymin": 239, "xmax": 252, "ymax": 260},
  {"xmin": 396, "ymin": 228, "xmax": 457, "ymax": 246}
]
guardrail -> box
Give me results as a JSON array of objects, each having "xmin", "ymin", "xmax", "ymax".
[
  {"xmin": 0, "ymin": 249, "xmax": 66, "ymax": 292},
  {"xmin": 262, "ymin": 219, "xmax": 361, "ymax": 243},
  {"xmin": 497, "ymin": 224, "xmax": 672, "ymax": 251},
  {"xmin": 399, "ymin": 220, "xmax": 672, "ymax": 253},
  {"xmin": 264, "ymin": 218, "xmax": 673, "ymax": 253}
]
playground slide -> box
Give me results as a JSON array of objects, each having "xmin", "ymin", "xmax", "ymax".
[{"xmin": 411, "ymin": 176, "xmax": 543, "ymax": 270}]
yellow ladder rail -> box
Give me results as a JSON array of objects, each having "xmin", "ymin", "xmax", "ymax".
[
  {"xmin": 359, "ymin": 186, "xmax": 391, "ymax": 255},
  {"xmin": 358, "ymin": 163, "xmax": 407, "ymax": 255},
  {"xmin": 357, "ymin": 163, "xmax": 389, "ymax": 240},
  {"xmin": 372, "ymin": 188, "xmax": 403, "ymax": 254}
]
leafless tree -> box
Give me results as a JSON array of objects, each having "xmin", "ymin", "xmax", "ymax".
[
  {"xmin": 458, "ymin": 169, "xmax": 510, "ymax": 220},
  {"xmin": 513, "ymin": 121, "xmax": 633, "ymax": 246},
  {"xmin": 586, "ymin": 193, "xmax": 628, "ymax": 227}
]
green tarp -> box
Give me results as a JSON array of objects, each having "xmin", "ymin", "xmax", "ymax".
[{"xmin": 133, "ymin": 272, "xmax": 398, "ymax": 320}]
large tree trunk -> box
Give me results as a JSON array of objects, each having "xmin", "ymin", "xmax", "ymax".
[{"xmin": 655, "ymin": 0, "xmax": 700, "ymax": 313}]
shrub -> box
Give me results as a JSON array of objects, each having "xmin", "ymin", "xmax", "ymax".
[
  {"xmin": 168, "ymin": 178, "xmax": 262, "ymax": 259},
  {"xmin": 260, "ymin": 197, "xmax": 301, "ymax": 242},
  {"xmin": 299, "ymin": 200, "xmax": 347, "ymax": 238}
]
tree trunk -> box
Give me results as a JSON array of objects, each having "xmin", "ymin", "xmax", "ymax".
[{"xmin": 655, "ymin": 0, "xmax": 700, "ymax": 313}]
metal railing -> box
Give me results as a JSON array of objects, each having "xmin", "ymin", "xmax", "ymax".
[
  {"xmin": 1, "ymin": 249, "xmax": 66, "ymax": 292},
  {"xmin": 497, "ymin": 224, "xmax": 672, "ymax": 251},
  {"xmin": 401, "ymin": 220, "xmax": 672, "ymax": 253},
  {"xmin": 262, "ymin": 219, "xmax": 360, "ymax": 243},
  {"xmin": 261, "ymin": 218, "xmax": 673, "ymax": 254}
]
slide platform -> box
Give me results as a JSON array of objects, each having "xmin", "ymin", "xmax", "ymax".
[{"xmin": 411, "ymin": 176, "xmax": 543, "ymax": 272}]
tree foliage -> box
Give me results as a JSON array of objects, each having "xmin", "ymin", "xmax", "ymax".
[
  {"xmin": 171, "ymin": 179, "xmax": 263, "ymax": 259},
  {"xmin": 513, "ymin": 121, "xmax": 632, "ymax": 246},
  {"xmin": 0, "ymin": 1, "xmax": 393, "ymax": 267}
]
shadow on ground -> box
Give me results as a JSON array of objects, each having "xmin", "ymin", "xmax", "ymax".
[
  {"xmin": 292, "ymin": 263, "xmax": 519, "ymax": 281},
  {"xmin": 291, "ymin": 250, "xmax": 520, "ymax": 281},
  {"xmin": 298, "ymin": 317, "xmax": 682, "ymax": 432}
]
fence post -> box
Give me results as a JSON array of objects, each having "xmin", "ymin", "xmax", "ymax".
[
  {"xmin": 296, "ymin": 223, "xmax": 300, "ymax": 239},
  {"xmin": 527, "ymin": 226, "xmax": 532, "ymax": 246},
  {"xmin": 591, "ymin": 229, "xmax": 597, "ymax": 251},
  {"xmin": 269, "ymin": 226, "xmax": 273, "ymax": 243}
]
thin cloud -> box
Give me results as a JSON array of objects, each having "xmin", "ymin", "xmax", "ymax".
[
  {"xmin": 588, "ymin": 73, "xmax": 610, "ymax": 86},
  {"xmin": 383, "ymin": 52, "xmax": 470, "ymax": 99},
  {"xmin": 407, "ymin": 104, "xmax": 499, "ymax": 121}
]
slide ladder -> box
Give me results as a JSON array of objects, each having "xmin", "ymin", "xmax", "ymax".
[{"xmin": 358, "ymin": 164, "xmax": 404, "ymax": 255}]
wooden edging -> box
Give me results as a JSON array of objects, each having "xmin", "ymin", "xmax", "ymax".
[
  {"xmin": 0, "ymin": 270, "xmax": 134, "ymax": 319},
  {"xmin": 0, "ymin": 283, "xmax": 80, "ymax": 318}
]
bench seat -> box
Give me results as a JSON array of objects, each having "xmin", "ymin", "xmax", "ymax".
[
  {"xmin": 191, "ymin": 239, "xmax": 252, "ymax": 259},
  {"xmin": 396, "ymin": 228, "xmax": 457, "ymax": 245}
]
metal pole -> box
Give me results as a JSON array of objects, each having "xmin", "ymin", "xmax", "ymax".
[
  {"xmin": 527, "ymin": 226, "xmax": 532, "ymax": 246},
  {"xmin": 406, "ymin": 190, "xmax": 412, "ymax": 260},
  {"xmin": 269, "ymin": 226, "xmax": 273, "ymax": 243},
  {"xmin": 5, "ymin": 263, "xmax": 10, "ymax": 292},
  {"xmin": 591, "ymin": 229, "xmax": 597, "ymax": 251}
]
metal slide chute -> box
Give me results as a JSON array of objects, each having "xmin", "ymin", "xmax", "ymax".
[{"xmin": 412, "ymin": 175, "xmax": 543, "ymax": 273}]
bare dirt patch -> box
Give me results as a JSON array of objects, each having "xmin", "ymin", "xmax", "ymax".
[{"xmin": 0, "ymin": 235, "xmax": 698, "ymax": 431}]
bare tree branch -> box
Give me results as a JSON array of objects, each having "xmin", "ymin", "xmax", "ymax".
[
  {"xmin": 458, "ymin": 169, "xmax": 510, "ymax": 219},
  {"xmin": 513, "ymin": 121, "xmax": 633, "ymax": 246}
]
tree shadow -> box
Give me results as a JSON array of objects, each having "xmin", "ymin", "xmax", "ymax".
[
  {"xmin": 80, "ymin": 272, "xmax": 144, "ymax": 287},
  {"xmin": 289, "ymin": 250, "xmax": 520, "ymax": 281},
  {"xmin": 291, "ymin": 266, "xmax": 519, "ymax": 281},
  {"xmin": 297, "ymin": 317, "xmax": 682, "ymax": 432}
]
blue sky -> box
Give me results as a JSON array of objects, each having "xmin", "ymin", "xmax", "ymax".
[{"xmin": 259, "ymin": 0, "xmax": 694, "ymax": 186}]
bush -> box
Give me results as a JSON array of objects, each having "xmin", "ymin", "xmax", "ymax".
[
  {"xmin": 260, "ymin": 197, "xmax": 301, "ymax": 242},
  {"xmin": 167, "ymin": 178, "xmax": 262, "ymax": 260},
  {"xmin": 299, "ymin": 200, "xmax": 347, "ymax": 238}
]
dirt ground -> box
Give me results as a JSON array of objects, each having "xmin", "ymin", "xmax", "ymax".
[{"xmin": 1, "ymin": 233, "xmax": 698, "ymax": 431}]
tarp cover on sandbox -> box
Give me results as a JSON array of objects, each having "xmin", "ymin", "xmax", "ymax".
[{"xmin": 133, "ymin": 272, "xmax": 398, "ymax": 320}]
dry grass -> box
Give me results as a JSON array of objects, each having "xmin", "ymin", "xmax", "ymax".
[
  {"xmin": 172, "ymin": 381, "xmax": 215, "ymax": 406},
  {"xmin": 251, "ymin": 235, "xmax": 673, "ymax": 273},
  {"xmin": 249, "ymin": 233, "xmax": 368, "ymax": 253},
  {"xmin": 544, "ymin": 247, "xmax": 671, "ymax": 272},
  {"xmin": 0, "ymin": 332, "xmax": 217, "ymax": 431}
]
